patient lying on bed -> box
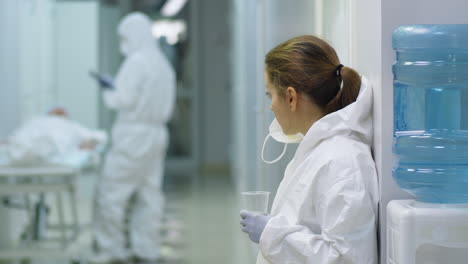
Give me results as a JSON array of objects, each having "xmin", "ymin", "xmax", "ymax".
[{"xmin": 3, "ymin": 107, "xmax": 107, "ymax": 166}]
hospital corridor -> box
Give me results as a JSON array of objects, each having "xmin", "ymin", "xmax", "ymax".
[
  {"xmin": 61, "ymin": 169, "xmax": 250, "ymax": 264},
  {"xmin": 2, "ymin": 0, "xmax": 468, "ymax": 264}
]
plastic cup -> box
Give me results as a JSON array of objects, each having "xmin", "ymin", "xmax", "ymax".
[{"xmin": 240, "ymin": 191, "xmax": 270, "ymax": 214}]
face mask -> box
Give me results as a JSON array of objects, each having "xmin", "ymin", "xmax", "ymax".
[
  {"xmin": 119, "ymin": 37, "xmax": 131, "ymax": 56},
  {"xmin": 261, "ymin": 119, "xmax": 304, "ymax": 164},
  {"xmin": 120, "ymin": 43, "xmax": 130, "ymax": 56}
]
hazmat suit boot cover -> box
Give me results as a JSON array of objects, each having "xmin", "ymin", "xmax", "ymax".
[{"xmin": 257, "ymin": 76, "xmax": 379, "ymax": 264}]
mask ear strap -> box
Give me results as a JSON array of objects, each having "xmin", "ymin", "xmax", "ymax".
[{"xmin": 261, "ymin": 133, "xmax": 288, "ymax": 164}]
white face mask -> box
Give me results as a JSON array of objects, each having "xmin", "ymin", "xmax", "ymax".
[
  {"xmin": 261, "ymin": 118, "xmax": 304, "ymax": 164},
  {"xmin": 119, "ymin": 36, "xmax": 131, "ymax": 56},
  {"xmin": 120, "ymin": 41, "xmax": 130, "ymax": 56}
]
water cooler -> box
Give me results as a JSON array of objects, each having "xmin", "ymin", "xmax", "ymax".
[{"xmin": 388, "ymin": 24, "xmax": 468, "ymax": 264}]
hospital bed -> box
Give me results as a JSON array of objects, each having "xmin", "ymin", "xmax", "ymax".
[{"xmin": 0, "ymin": 146, "xmax": 101, "ymax": 263}]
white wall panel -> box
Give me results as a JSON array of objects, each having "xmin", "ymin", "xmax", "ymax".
[
  {"xmin": 54, "ymin": 1, "xmax": 99, "ymax": 128},
  {"xmin": 322, "ymin": 0, "xmax": 352, "ymax": 65},
  {"xmin": 0, "ymin": 0, "xmax": 20, "ymax": 138}
]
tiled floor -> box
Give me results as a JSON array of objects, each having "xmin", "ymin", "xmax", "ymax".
[
  {"xmin": 2, "ymin": 170, "xmax": 255, "ymax": 264},
  {"xmin": 172, "ymin": 173, "xmax": 254, "ymax": 264}
]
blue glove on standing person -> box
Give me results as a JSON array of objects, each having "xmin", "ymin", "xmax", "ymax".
[
  {"xmin": 98, "ymin": 75, "xmax": 114, "ymax": 89},
  {"xmin": 89, "ymin": 71, "xmax": 114, "ymax": 89},
  {"xmin": 240, "ymin": 210, "xmax": 271, "ymax": 243}
]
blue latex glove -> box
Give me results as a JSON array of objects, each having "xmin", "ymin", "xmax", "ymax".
[
  {"xmin": 89, "ymin": 71, "xmax": 114, "ymax": 89},
  {"xmin": 97, "ymin": 74, "xmax": 114, "ymax": 89},
  {"xmin": 240, "ymin": 210, "xmax": 271, "ymax": 243}
]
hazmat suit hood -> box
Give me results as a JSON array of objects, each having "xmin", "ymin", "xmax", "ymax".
[
  {"xmin": 118, "ymin": 12, "xmax": 160, "ymax": 57},
  {"xmin": 105, "ymin": 11, "xmax": 176, "ymax": 124},
  {"xmin": 296, "ymin": 76, "xmax": 373, "ymax": 157}
]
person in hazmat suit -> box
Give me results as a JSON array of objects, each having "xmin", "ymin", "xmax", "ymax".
[
  {"xmin": 240, "ymin": 35, "xmax": 379, "ymax": 264},
  {"xmin": 92, "ymin": 12, "xmax": 176, "ymax": 263}
]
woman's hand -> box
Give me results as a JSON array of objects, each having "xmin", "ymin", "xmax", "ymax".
[{"xmin": 240, "ymin": 210, "xmax": 271, "ymax": 243}]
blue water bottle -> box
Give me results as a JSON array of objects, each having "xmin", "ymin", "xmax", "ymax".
[{"xmin": 393, "ymin": 25, "xmax": 468, "ymax": 203}]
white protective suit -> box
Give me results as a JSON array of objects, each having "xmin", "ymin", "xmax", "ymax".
[
  {"xmin": 257, "ymin": 77, "xmax": 379, "ymax": 264},
  {"xmin": 6, "ymin": 116, "xmax": 107, "ymax": 166},
  {"xmin": 94, "ymin": 12, "xmax": 176, "ymax": 260}
]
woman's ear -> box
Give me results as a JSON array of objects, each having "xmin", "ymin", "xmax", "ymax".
[{"xmin": 286, "ymin": 86, "xmax": 298, "ymax": 112}]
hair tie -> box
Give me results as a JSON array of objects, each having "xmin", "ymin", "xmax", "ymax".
[{"xmin": 336, "ymin": 64, "xmax": 344, "ymax": 76}]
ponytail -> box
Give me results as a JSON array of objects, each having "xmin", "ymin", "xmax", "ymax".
[{"xmin": 325, "ymin": 66, "xmax": 361, "ymax": 113}]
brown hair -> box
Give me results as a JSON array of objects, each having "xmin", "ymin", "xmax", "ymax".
[{"xmin": 265, "ymin": 35, "xmax": 361, "ymax": 114}]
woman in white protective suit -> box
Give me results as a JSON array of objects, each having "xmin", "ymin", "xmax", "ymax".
[
  {"xmin": 240, "ymin": 35, "xmax": 379, "ymax": 264},
  {"xmin": 92, "ymin": 12, "xmax": 176, "ymax": 263}
]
